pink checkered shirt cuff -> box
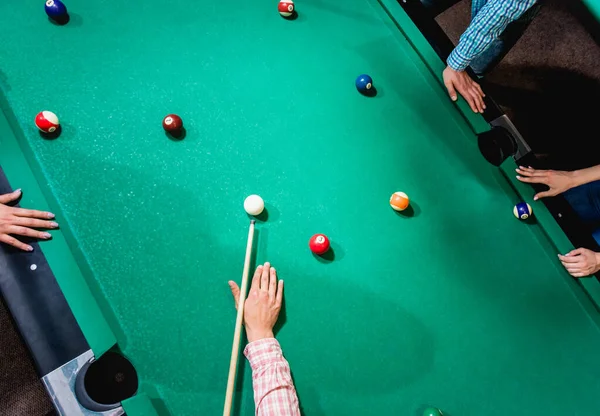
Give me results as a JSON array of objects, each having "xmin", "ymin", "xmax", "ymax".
[
  {"xmin": 244, "ymin": 338, "xmax": 284, "ymax": 370},
  {"xmin": 244, "ymin": 338, "xmax": 300, "ymax": 416}
]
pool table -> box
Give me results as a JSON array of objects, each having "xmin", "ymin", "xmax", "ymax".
[{"xmin": 2, "ymin": 0, "xmax": 600, "ymax": 415}]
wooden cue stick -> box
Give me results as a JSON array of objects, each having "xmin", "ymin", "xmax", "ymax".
[{"xmin": 223, "ymin": 219, "xmax": 256, "ymax": 416}]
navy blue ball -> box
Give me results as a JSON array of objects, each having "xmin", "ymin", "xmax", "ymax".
[
  {"xmin": 45, "ymin": 0, "xmax": 68, "ymax": 19},
  {"xmin": 355, "ymin": 74, "xmax": 373, "ymax": 93},
  {"xmin": 513, "ymin": 202, "xmax": 533, "ymax": 220}
]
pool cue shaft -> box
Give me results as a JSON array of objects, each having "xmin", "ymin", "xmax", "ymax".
[{"xmin": 223, "ymin": 219, "xmax": 256, "ymax": 416}]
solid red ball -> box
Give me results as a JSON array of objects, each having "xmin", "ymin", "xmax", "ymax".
[
  {"xmin": 309, "ymin": 234, "xmax": 330, "ymax": 255},
  {"xmin": 162, "ymin": 114, "xmax": 183, "ymax": 132}
]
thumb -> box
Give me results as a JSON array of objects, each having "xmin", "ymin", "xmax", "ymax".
[
  {"xmin": 0, "ymin": 189, "xmax": 22, "ymax": 204},
  {"xmin": 533, "ymin": 190, "xmax": 552, "ymax": 201},
  {"xmin": 228, "ymin": 281, "xmax": 240, "ymax": 309},
  {"xmin": 444, "ymin": 79, "xmax": 458, "ymax": 101}
]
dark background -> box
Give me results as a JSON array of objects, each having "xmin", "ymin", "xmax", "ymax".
[{"xmin": 437, "ymin": 0, "xmax": 600, "ymax": 170}]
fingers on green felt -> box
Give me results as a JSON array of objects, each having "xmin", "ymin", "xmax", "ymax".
[
  {"xmin": 13, "ymin": 207, "xmax": 55, "ymax": 219},
  {"xmin": 516, "ymin": 166, "xmax": 546, "ymax": 176},
  {"xmin": 275, "ymin": 280, "xmax": 284, "ymax": 307},
  {"xmin": 444, "ymin": 80, "xmax": 457, "ymax": 101},
  {"xmin": 13, "ymin": 217, "xmax": 58, "ymax": 229},
  {"xmin": 515, "ymin": 175, "xmax": 537, "ymax": 183},
  {"xmin": 268, "ymin": 267, "xmax": 277, "ymax": 301},
  {"xmin": 470, "ymin": 87, "xmax": 484, "ymax": 112},
  {"xmin": 515, "ymin": 168, "xmax": 547, "ymax": 183},
  {"xmin": 463, "ymin": 91, "xmax": 477, "ymax": 112},
  {"xmin": 559, "ymin": 251, "xmax": 582, "ymax": 262},
  {"xmin": 560, "ymin": 257, "xmax": 582, "ymax": 265},
  {"xmin": 7, "ymin": 225, "xmax": 51, "ymax": 240},
  {"xmin": 250, "ymin": 265, "xmax": 263, "ymax": 291},
  {"xmin": 260, "ymin": 262, "xmax": 270, "ymax": 291},
  {"xmin": 423, "ymin": 407, "xmax": 443, "ymax": 416}
]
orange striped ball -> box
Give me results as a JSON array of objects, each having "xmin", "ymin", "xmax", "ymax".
[{"xmin": 390, "ymin": 191, "xmax": 410, "ymax": 211}]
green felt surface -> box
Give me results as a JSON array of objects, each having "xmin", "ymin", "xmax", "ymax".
[
  {"xmin": 3, "ymin": 0, "xmax": 600, "ymax": 415},
  {"xmin": 0, "ymin": 95, "xmax": 117, "ymax": 357},
  {"xmin": 500, "ymin": 159, "xmax": 600, "ymax": 320},
  {"xmin": 122, "ymin": 393, "xmax": 159, "ymax": 416},
  {"xmin": 583, "ymin": 0, "xmax": 600, "ymax": 21}
]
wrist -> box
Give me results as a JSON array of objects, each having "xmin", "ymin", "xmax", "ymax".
[
  {"xmin": 569, "ymin": 170, "xmax": 583, "ymax": 188},
  {"xmin": 594, "ymin": 252, "xmax": 600, "ymax": 272},
  {"xmin": 246, "ymin": 329, "xmax": 274, "ymax": 343},
  {"xmin": 570, "ymin": 166, "xmax": 600, "ymax": 189},
  {"xmin": 447, "ymin": 51, "xmax": 468, "ymax": 72}
]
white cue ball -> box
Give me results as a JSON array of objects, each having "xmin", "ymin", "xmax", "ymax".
[{"xmin": 244, "ymin": 195, "xmax": 265, "ymax": 216}]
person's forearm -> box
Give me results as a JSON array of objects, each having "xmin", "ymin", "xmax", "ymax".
[
  {"xmin": 447, "ymin": 0, "xmax": 537, "ymax": 71},
  {"xmin": 244, "ymin": 338, "xmax": 300, "ymax": 416},
  {"xmin": 571, "ymin": 165, "xmax": 600, "ymax": 188}
]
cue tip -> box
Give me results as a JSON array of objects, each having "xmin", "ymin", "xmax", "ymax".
[{"xmin": 250, "ymin": 219, "xmax": 256, "ymax": 224}]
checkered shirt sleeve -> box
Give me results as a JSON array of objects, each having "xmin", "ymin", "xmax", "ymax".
[
  {"xmin": 447, "ymin": 0, "xmax": 538, "ymax": 71},
  {"xmin": 244, "ymin": 338, "xmax": 300, "ymax": 416}
]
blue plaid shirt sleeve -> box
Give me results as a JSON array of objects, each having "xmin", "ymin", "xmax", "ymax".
[{"xmin": 447, "ymin": 0, "xmax": 537, "ymax": 71}]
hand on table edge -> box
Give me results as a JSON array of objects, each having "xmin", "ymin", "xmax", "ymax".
[
  {"xmin": 559, "ymin": 248, "xmax": 600, "ymax": 278},
  {"xmin": 516, "ymin": 166, "xmax": 578, "ymax": 200},
  {"xmin": 0, "ymin": 189, "xmax": 58, "ymax": 252},
  {"xmin": 442, "ymin": 66, "xmax": 486, "ymax": 114}
]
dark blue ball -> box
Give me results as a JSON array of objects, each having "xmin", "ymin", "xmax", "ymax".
[
  {"xmin": 45, "ymin": 0, "xmax": 68, "ymax": 19},
  {"xmin": 355, "ymin": 74, "xmax": 373, "ymax": 93},
  {"xmin": 513, "ymin": 202, "xmax": 533, "ymax": 220}
]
